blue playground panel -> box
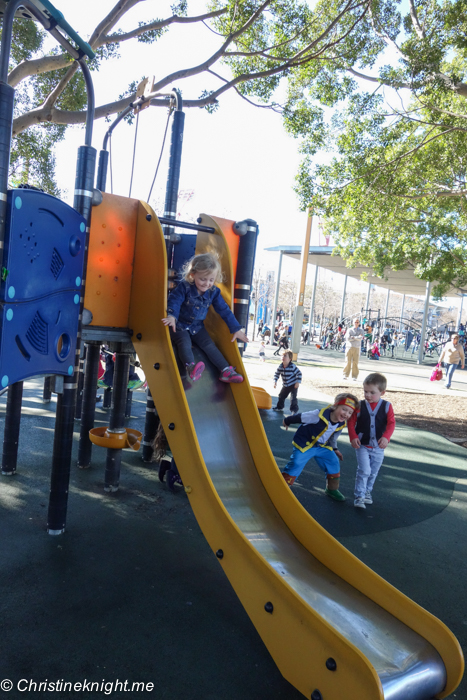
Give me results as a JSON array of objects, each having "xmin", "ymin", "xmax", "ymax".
[{"xmin": 0, "ymin": 189, "xmax": 86, "ymax": 387}]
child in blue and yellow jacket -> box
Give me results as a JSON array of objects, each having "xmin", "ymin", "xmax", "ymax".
[{"xmin": 280, "ymin": 393, "xmax": 358, "ymax": 501}]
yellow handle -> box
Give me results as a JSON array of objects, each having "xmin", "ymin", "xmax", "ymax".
[{"xmin": 89, "ymin": 427, "xmax": 142, "ymax": 451}]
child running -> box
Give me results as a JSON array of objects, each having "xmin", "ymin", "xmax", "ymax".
[
  {"xmin": 273, "ymin": 350, "xmax": 302, "ymax": 414},
  {"xmin": 347, "ymin": 372, "xmax": 395, "ymax": 509},
  {"xmin": 162, "ymin": 253, "xmax": 249, "ymax": 383},
  {"xmin": 280, "ymin": 393, "xmax": 359, "ymax": 501}
]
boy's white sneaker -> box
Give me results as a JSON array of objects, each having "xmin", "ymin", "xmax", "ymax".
[
  {"xmin": 363, "ymin": 491, "xmax": 373, "ymax": 504},
  {"xmin": 354, "ymin": 497, "xmax": 366, "ymax": 509}
]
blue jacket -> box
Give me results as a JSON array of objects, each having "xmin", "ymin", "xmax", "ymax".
[{"xmin": 167, "ymin": 280, "xmax": 242, "ymax": 335}]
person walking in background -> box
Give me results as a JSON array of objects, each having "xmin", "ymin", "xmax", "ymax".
[
  {"xmin": 439, "ymin": 333, "xmax": 465, "ymax": 389},
  {"xmin": 343, "ymin": 318, "xmax": 365, "ymax": 381},
  {"xmin": 273, "ymin": 350, "xmax": 302, "ymax": 414},
  {"xmin": 259, "ymin": 341, "xmax": 266, "ymax": 362},
  {"xmin": 274, "ymin": 330, "xmax": 289, "ymax": 356}
]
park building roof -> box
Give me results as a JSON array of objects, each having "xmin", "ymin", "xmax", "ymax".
[{"xmin": 265, "ymin": 245, "xmax": 465, "ymax": 298}]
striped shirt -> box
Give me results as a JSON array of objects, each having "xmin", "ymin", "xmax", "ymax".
[{"xmin": 274, "ymin": 362, "xmax": 302, "ymax": 387}]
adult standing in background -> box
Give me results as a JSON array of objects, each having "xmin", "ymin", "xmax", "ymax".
[
  {"xmin": 343, "ymin": 318, "xmax": 365, "ymax": 381},
  {"xmin": 439, "ymin": 333, "xmax": 465, "ymax": 389}
]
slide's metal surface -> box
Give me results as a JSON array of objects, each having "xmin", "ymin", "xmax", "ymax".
[
  {"xmin": 127, "ymin": 198, "xmax": 464, "ymax": 700},
  {"xmin": 187, "ymin": 358, "xmax": 444, "ymax": 700}
]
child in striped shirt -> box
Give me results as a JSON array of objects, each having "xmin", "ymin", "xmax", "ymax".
[{"xmin": 273, "ymin": 351, "xmax": 302, "ymax": 414}]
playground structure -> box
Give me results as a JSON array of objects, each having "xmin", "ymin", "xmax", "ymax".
[{"xmin": 0, "ymin": 2, "xmax": 464, "ymax": 699}]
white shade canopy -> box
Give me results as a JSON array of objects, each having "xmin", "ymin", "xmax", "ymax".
[{"xmin": 265, "ymin": 246, "xmax": 465, "ymax": 297}]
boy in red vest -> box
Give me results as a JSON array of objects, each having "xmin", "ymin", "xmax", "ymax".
[
  {"xmin": 347, "ymin": 372, "xmax": 396, "ymax": 509},
  {"xmin": 280, "ymin": 393, "xmax": 359, "ymax": 501}
]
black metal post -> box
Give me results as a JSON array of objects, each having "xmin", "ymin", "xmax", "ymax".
[
  {"xmin": 0, "ymin": 82, "xmax": 14, "ymax": 267},
  {"xmin": 104, "ymin": 351, "xmax": 130, "ymax": 492},
  {"xmin": 42, "ymin": 376, "xmax": 52, "ymax": 403},
  {"xmin": 142, "ymin": 389, "xmax": 158, "ymax": 463},
  {"xmin": 163, "ymin": 90, "xmax": 184, "ymax": 268},
  {"xmin": 1, "ymin": 381, "xmax": 23, "ymax": 475},
  {"xmin": 125, "ymin": 389, "xmax": 132, "ymax": 419},
  {"xmin": 96, "ymin": 149, "xmax": 109, "ymax": 192},
  {"xmin": 103, "ymin": 387, "xmax": 112, "ymax": 409},
  {"xmin": 233, "ymin": 219, "xmax": 258, "ymax": 354},
  {"xmin": 77, "ymin": 342, "xmax": 100, "ymax": 468},
  {"xmin": 74, "ymin": 341, "xmax": 85, "ymax": 420},
  {"xmin": 47, "ymin": 139, "xmax": 96, "ymax": 534}
]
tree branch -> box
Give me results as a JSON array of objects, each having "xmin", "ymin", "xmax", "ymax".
[
  {"xmin": 100, "ymin": 8, "xmax": 229, "ymax": 47},
  {"xmin": 88, "ymin": 0, "xmax": 145, "ymax": 47},
  {"xmin": 9, "ymin": 54, "xmax": 70, "ymax": 88},
  {"xmin": 292, "ymin": 0, "xmax": 370, "ymax": 64},
  {"xmin": 346, "ymin": 66, "xmax": 411, "ymax": 90},
  {"xmin": 43, "ymin": 63, "xmax": 79, "ymax": 109},
  {"xmin": 7, "ymin": 5, "xmax": 229, "ymax": 87},
  {"xmin": 377, "ymin": 188, "xmax": 467, "ymax": 200},
  {"xmin": 408, "ymin": 0, "xmax": 425, "ymax": 40}
]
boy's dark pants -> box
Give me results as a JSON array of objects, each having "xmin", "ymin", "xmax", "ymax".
[{"xmin": 276, "ymin": 385, "xmax": 298, "ymax": 412}]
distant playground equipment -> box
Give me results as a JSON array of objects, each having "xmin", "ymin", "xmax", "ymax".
[{"xmin": 0, "ymin": 4, "xmax": 464, "ymax": 699}]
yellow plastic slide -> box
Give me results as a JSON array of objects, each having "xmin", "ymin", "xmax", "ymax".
[{"xmin": 128, "ymin": 200, "xmax": 463, "ymax": 700}]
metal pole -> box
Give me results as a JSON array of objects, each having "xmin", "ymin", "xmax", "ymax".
[
  {"xmin": 456, "ymin": 295, "xmax": 464, "ymax": 329},
  {"xmin": 104, "ymin": 350, "xmax": 131, "ymax": 492},
  {"xmin": 77, "ymin": 342, "xmax": 101, "ymax": 468},
  {"xmin": 233, "ymin": 219, "xmax": 258, "ymax": 353},
  {"xmin": 270, "ymin": 251, "xmax": 283, "ymax": 347},
  {"xmin": 103, "ymin": 386, "xmax": 112, "ymax": 409},
  {"xmin": 42, "ymin": 376, "xmax": 53, "ymax": 404},
  {"xmin": 0, "ymin": 0, "xmax": 23, "ymax": 270},
  {"xmin": 340, "ymin": 275, "xmax": 348, "ymax": 320},
  {"xmin": 1, "ymin": 381, "xmax": 23, "ymax": 475},
  {"xmin": 74, "ymin": 341, "xmax": 85, "ymax": 420},
  {"xmin": 365, "ymin": 283, "xmax": 371, "ymax": 317},
  {"xmin": 384, "ymin": 289, "xmax": 390, "ymax": 320},
  {"xmin": 307, "ymin": 265, "xmax": 319, "ymax": 345},
  {"xmin": 47, "ymin": 65, "xmax": 96, "ymax": 534},
  {"xmin": 417, "ymin": 282, "xmax": 432, "ymax": 364},
  {"xmin": 399, "ymin": 294, "xmax": 406, "ymax": 331},
  {"xmin": 291, "ymin": 211, "xmax": 313, "ymax": 360},
  {"xmin": 142, "ymin": 390, "xmax": 158, "ymax": 463},
  {"xmin": 163, "ymin": 89, "xmax": 183, "ymax": 269}
]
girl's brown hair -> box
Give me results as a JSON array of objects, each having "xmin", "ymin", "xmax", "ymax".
[{"xmin": 152, "ymin": 422, "xmax": 170, "ymax": 463}]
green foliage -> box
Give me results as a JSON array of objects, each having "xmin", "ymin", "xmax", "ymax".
[
  {"xmin": 290, "ymin": 0, "xmax": 467, "ymax": 296},
  {"xmin": 198, "ymin": 89, "xmax": 219, "ymax": 113},
  {"xmin": 171, "ymin": 0, "xmax": 188, "ymax": 16},
  {"xmin": 136, "ymin": 21, "xmax": 168, "ymax": 44},
  {"xmin": 10, "ymin": 125, "xmax": 65, "ymax": 196}
]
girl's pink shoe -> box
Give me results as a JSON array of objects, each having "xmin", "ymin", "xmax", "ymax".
[
  {"xmin": 219, "ymin": 366, "xmax": 243, "ymax": 383},
  {"xmin": 187, "ymin": 361, "xmax": 205, "ymax": 381}
]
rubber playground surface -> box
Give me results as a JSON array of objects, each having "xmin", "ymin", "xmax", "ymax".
[{"xmin": 1, "ymin": 357, "xmax": 466, "ymax": 699}]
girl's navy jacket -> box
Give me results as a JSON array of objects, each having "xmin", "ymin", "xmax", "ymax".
[{"xmin": 167, "ymin": 281, "xmax": 242, "ymax": 334}]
